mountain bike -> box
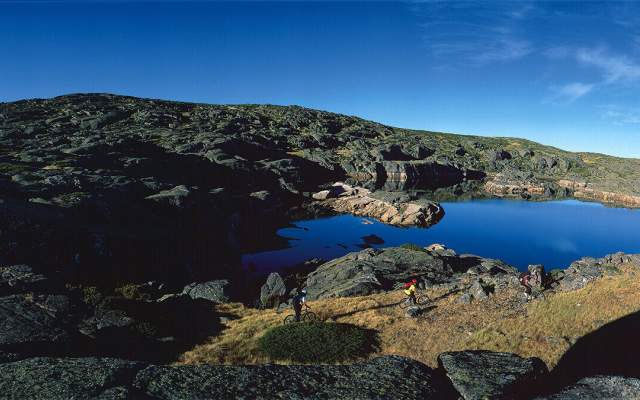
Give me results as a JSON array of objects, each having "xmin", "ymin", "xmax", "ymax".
[
  {"xmin": 283, "ymin": 309, "xmax": 319, "ymax": 324},
  {"xmin": 399, "ymin": 293, "xmax": 431, "ymax": 309}
]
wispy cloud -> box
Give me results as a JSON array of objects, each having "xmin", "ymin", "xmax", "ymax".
[
  {"xmin": 545, "ymin": 47, "xmax": 640, "ymax": 103},
  {"xmin": 547, "ymin": 82, "xmax": 595, "ymax": 104},
  {"xmin": 413, "ymin": 1, "xmax": 534, "ymax": 66},
  {"xmin": 599, "ymin": 105, "xmax": 640, "ymax": 125},
  {"xmin": 575, "ymin": 47, "xmax": 640, "ymax": 83}
]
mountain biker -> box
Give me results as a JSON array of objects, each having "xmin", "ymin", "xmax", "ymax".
[
  {"xmin": 519, "ymin": 272, "xmax": 532, "ymax": 300},
  {"xmin": 403, "ymin": 279, "xmax": 418, "ymax": 305},
  {"xmin": 292, "ymin": 288, "xmax": 309, "ymax": 322}
]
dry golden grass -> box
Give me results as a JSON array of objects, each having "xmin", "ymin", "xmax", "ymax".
[{"xmin": 178, "ymin": 266, "xmax": 640, "ymax": 369}]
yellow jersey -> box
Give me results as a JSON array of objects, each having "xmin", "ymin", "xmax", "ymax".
[{"xmin": 404, "ymin": 284, "xmax": 416, "ymax": 296}]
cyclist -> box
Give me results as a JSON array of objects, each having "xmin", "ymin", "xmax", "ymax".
[
  {"xmin": 403, "ymin": 279, "xmax": 418, "ymax": 305},
  {"xmin": 519, "ymin": 272, "xmax": 532, "ymax": 300},
  {"xmin": 292, "ymin": 288, "xmax": 310, "ymax": 322}
]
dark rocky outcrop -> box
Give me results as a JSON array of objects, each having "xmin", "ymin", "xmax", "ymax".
[
  {"xmin": 133, "ymin": 356, "xmax": 452, "ymax": 399},
  {"xmin": 438, "ymin": 351, "xmax": 548, "ymax": 400},
  {"xmin": 0, "ymin": 352, "xmax": 637, "ymax": 399},
  {"xmin": 0, "ymin": 294, "xmax": 72, "ymax": 358},
  {"xmin": 0, "ymin": 357, "xmax": 144, "ymax": 400},
  {"xmin": 536, "ymin": 376, "xmax": 640, "ymax": 400}
]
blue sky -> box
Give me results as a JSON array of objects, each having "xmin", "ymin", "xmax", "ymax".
[{"xmin": 1, "ymin": 1, "xmax": 640, "ymax": 158}]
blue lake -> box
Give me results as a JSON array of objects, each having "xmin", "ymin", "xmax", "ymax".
[{"xmin": 242, "ymin": 199, "xmax": 640, "ymax": 274}]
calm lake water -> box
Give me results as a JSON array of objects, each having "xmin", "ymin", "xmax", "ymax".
[{"xmin": 242, "ymin": 199, "xmax": 640, "ymax": 274}]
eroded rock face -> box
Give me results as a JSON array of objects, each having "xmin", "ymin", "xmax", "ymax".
[
  {"xmin": 313, "ymin": 183, "xmax": 444, "ymax": 227},
  {"xmin": 134, "ymin": 356, "xmax": 450, "ymax": 399},
  {"xmin": 484, "ymin": 171, "xmax": 552, "ymax": 198},
  {"xmin": 558, "ymin": 180, "xmax": 640, "ymax": 208},
  {"xmin": 0, "ymin": 357, "xmax": 145, "ymax": 400},
  {"xmin": 438, "ymin": 350, "xmax": 548, "ymax": 400},
  {"xmin": 536, "ymin": 376, "xmax": 640, "ymax": 400}
]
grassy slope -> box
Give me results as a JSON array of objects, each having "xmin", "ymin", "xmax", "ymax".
[{"xmin": 179, "ymin": 265, "xmax": 640, "ymax": 369}]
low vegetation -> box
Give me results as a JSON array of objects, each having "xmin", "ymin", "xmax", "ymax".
[
  {"xmin": 399, "ymin": 243, "xmax": 427, "ymax": 252},
  {"xmin": 258, "ymin": 322, "xmax": 378, "ymax": 363},
  {"xmin": 178, "ymin": 265, "xmax": 640, "ymax": 369}
]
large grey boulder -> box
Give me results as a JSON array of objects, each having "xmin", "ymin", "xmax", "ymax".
[
  {"xmin": 0, "ymin": 265, "xmax": 50, "ymax": 295},
  {"xmin": 259, "ymin": 272, "xmax": 287, "ymax": 308},
  {"xmin": 537, "ymin": 376, "xmax": 640, "ymax": 400},
  {"xmin": 0, "ymin": 295, "xmax": 71, "ymax": 355},
  {"xmin": 182, "ymin": 280, "xmax": 230, "ymax": 303},
  {"xmin": 468, "ymin": 279, "xmax": 490, "ymax": 301},
  {"xmin": 134, "ymin": 355, "xmax": 453, "ymax": 399},
  {"xmin": 0, "ymin": 357, "xmax": 145, "ymax": 399},
  {"xmin": 438, "ymin": 350, "xmax": 548, "ymax": 400},
  {"xmin": 305, "ymin": 247, "xmax": 505, "ymax": 300}
]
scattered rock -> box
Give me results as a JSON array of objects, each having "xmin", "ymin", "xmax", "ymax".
[
  {"xmin": 145, "ymin": 185, "xmax": 191, "ymax": 207},
  {"xmin": 182, "ymin": 280, "xmax": 231, "ymax": 303},
  {"xmin": 405, "ymin": 306, "xmax": 422, "ymax": 318},
  {"xmin": 0, "ymin": 265, "xmax": 50, "ymax": 295},
  {"xmin": 457, "ymin": 292, "xmax": 473, "ymax": 304},
  {"xmin": 558, "ymin": 253, "xmax": 640, "ymax": 291},
  {"xmin": 438, "ymin": 350, "xmax": 548, "ymax": 400}
]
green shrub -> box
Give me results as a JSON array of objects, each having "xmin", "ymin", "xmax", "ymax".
[
  {"xmin": 65, "ymin": 284, "xmax": 104, "ymax": 307},
  {"xmin": 258, "ymin": 322, "xmax": 378, "ymax": 363},
  {"xmin": 115, "ymin": 283, "xmax": 151, "ymax": 301},
  {"xmin": 400, "ymin": 243, "xmax": 426, "ymax": 252}
]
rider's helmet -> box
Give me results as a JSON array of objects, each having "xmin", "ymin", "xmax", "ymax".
[{"xmin": 411, "ymin": 278, "xmax": 417, "ymax": 284}]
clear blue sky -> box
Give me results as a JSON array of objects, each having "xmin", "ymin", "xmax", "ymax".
[{"xmin": 2, "ymin": 1, "xmax": 640, "ymax": 158}]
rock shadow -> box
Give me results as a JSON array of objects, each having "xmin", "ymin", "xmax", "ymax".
[{"xmin": 541, "ymin": 309, "xmax": 640, "ymax": 395}]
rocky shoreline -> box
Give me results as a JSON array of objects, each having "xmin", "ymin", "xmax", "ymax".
[{"xmin": 312, "ymin": 182, "xmax": 444, "ymax": 227}]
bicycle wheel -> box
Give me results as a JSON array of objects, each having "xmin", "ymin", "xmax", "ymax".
[
  {"xmin": 416, "ymin": 295, "xmax": 431, "ymax": 305},
  {"xmin": 302, "ymin": 311, "xmax": 319, "ymax": 322},
  {"xmin": 283, "ymin": 315, "xmax": 297, "ymax": 324}
]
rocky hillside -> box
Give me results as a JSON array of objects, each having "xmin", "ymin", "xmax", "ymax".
[
  {"xmin": 1, "ymin": 94, "xmax": 640, "ymax": 398},
  {"xmin": 1, "ymin": 93, "xmax": 639, "ymax": 288}
]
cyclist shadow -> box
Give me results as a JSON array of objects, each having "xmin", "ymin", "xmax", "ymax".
[
  {"xmin": 330, "ymin": 302, "xmax": 403, "ymax": 319},
  {"xmin": 331, "ymin": 302, "xmax": 439, "ymax": 319}
]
